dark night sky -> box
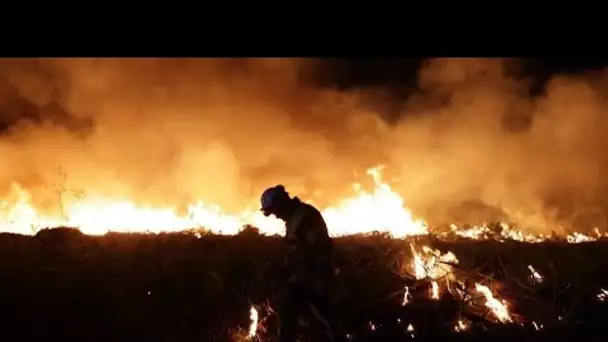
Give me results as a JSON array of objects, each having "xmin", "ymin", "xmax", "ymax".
[
  {"xmin": 327, "ymin": 58, "xmax": 608, "ymax": 89},
  {"xmin": 310, "ymin": 58, "xmax": 608, "ymax": 123}
]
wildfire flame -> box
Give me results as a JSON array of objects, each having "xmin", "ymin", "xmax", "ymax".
[
  {"xmin": 0, "ymin": 166, "xmax": 426, "ymax": 237},
  {"xmin": 598, "ymin": 288, "xmax": 608, "ymax": 301},
  {"xmin": 368, "ymin": 321, "xmax": 376, "ymax": 331},
  {"xmin": 402, "ymin": 286, "xmax": 411, "ymax": 306},
  {"xmin": 0, "ymin": 165, "xmax": 606, "ymax": 244},
  {"xmin": 406, "ymin": 323, "xmax": 415, "ymax": 337},
  {"xmin": 407, "ymin": 244, "xmax": 513, "ymax": 323},
  {"xmin": 528, "ymin": 265, "xmax": 543, "ymax": 284},
  {"xmin": 248, "ymin": 306, "xmax": 258, "ymax": 338},
  {"xmin": 475, "ymin": 283, "xmax": 512, "ymax": 323},
  {"xmin": 454, "ymin": 319, "xmax": 468, "ymax": 332},
  {"xmin": 409, "ymin": 244, "xmax": 458, "ymax": 280},
  {"xmin": 430, "ymin": 281, "xmax": 439, "ymax": 299}
]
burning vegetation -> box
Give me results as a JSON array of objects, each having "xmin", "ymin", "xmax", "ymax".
[
  {"xmin": 1, "ymin": 58, "xmax": 608, "ymax": 340},
  {"xmin": 3, "ymin": 227, "xmax": 608, "ymax": 341},
  {"xmin": 1, "ymin": 166, "xmax": 607, "ymax": 244},
  {"xmin": 2, "ymin": 58, "xmax": 608, "ymax": 237}
]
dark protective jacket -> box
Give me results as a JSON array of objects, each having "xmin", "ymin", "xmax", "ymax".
[
  {"xmin": 277, "ymin": 198, "xmax": 345, "ymax": 342},
  {"xmin": 283, "ymin": 197, "xmax": 333, "ymax": 279}
]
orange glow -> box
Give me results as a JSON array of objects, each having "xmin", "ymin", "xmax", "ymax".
[{"xmin": 0, "ymin": 165, "xmax": 606, "ymax": 245}]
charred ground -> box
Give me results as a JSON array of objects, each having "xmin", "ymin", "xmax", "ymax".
[{"xmin": 1, "ymin": 227, "xmax": 608, "ymax": 342}]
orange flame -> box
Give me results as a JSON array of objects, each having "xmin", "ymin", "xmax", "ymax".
[
  {"xmin": 248, "ymin": 306, "xmax": 258, "ymax": 338},
  {"xmin": 0, "ymin": 166, "xmax": 429, "ymax": 237},
  {"xmin": 528, "ymin": 265, "xmax": 543, "ymax": 284},
  {"xmin": 475, "ymin": 283, "xmax": 512, "ymax": 323},
  {"xmin": 430, "ymin": 281, "xmax": 439, "ymax": 299},
  {"xmin": 0, "ymin": 165, "xmax": 606, "ymax": 244},
  {"xmin": 454, "ymin": 319, "xmax": 468, "ymax": 332}
]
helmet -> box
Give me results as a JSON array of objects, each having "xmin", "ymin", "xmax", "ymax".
[{"xmin": 260, "ymin": 185, "xmax": 289, "ymax": 216}]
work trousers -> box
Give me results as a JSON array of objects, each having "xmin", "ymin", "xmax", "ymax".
[{"xmin": 276, "ymin": 273, "xmax": 345, "ymax": 342}]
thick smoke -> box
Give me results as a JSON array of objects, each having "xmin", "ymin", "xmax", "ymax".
[
  {"xmin": 387, "ymin": 59, "xmax": 608, "ymax": 233},
  {"xmin": 0, "ymin": 58, "xmax": 607, "ymax": 233}
]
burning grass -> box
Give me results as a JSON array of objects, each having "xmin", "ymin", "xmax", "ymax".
[{"xmin": 1, "ymin": 228, "xmax": 608, "ymax": 341}]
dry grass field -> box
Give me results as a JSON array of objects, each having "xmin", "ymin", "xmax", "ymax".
[{"xmin": 1, "ymin": 227, "xmax": 607, "ymax": 341}]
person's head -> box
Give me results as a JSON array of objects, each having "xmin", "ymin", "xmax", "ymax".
[{"xmin": 260, "ymin": 185, "xmax": 294, "ymax": 221}]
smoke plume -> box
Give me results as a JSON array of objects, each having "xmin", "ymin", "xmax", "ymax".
[{"xmin": 0, "ymin": 58, "xmax": 607, "ymax": 233}]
